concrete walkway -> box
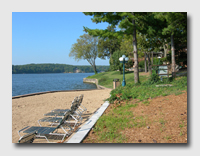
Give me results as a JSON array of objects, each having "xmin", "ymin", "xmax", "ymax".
[{"xmin": 65, "ymin": 101, "xmax": 109, "ymax": 143}]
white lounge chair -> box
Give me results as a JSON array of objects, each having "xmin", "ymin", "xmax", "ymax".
[
  {"xmin": 39, "ymin": 96, "xmax": 82, "ymax": 129},
  {"xmin": 18, "ymin": 111, "xmax": 72, "ymax": 143},
  {"xmin": 18, "ymin": 131, "xmax": 37, "ymax": 143}
]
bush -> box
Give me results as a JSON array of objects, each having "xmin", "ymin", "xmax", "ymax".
[
  {"xmin": 139, "ymin": 60, "xmax": 145, "ymax": 68},
  {"xmin": 148, "ymin": 70, "xmax": 160, "ymax": 84},
  {"xmin": 161, "ymin": 57, "xmax": 168, "ymax": 62},
  {"xmin": 108, "ymin": 75, "xmax": 187, "ymax": 104}
]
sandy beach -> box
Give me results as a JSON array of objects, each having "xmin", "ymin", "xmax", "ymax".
[{"xmin": 12, "ymin": 88, "xmax": 112, "ymax": 143}]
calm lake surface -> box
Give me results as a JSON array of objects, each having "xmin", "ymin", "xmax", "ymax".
[{"xmin": 12, "ymin": 73, "xmax": 96, "ymax": 97}]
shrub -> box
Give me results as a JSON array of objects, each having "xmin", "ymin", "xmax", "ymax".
[
  {"xmin": 108, "ymin": 75, "xmax": 187, "ymax": 104},
  {"xmin": 139, "ymin": 60, "xmax": 145, "ymax": 68},
  {"xmin": 148, "ymin": 70, "xmax": 160, "ymax": 84}
]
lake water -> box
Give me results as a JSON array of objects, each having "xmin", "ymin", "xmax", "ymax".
[{"xmin": 12, "ymin": 73, "xmax": 96, "ymax": 97}]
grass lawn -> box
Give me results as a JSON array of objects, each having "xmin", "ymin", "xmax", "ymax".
[{"xmin": 87, "ymin": 71, "xmax": 149, "ymax": 88}]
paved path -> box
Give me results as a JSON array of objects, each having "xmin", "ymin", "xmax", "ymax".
[{"xmin": 66, "ymin": 101, "xmax": 109, "ymax": 143}]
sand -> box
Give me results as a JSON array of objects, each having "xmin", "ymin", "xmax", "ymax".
[{"xmin": 12, "ymin": 88, "xmax": 112, "ymax": 143}]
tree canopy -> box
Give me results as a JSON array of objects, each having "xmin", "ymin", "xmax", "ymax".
[
  {"xmin": 153, "ymin": 12, "xmax": 187, "ymax": 72},
  {"xmin": 97, "ymin": 26, "xmax": 121, "ymax": 59},
  {"xmin": 81, "ymin": 12, "xmax": 187, "ymax": 82},
  {"xmin": 69, "ymin": 34, "xmax": 99, "ymax": 74}
]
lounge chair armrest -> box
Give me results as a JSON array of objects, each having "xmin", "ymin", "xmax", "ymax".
[
  {"xmin": 18, "ymin": 131, "xmax": 37, "ymax": 143},
  {"xmin": 18, "ymin": 126, "xmax": 30, "ymax": 137}
]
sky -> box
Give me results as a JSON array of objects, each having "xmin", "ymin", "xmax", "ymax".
[{"xmin": 12, "ymin": 12, "xmax": 110, "ymax": 66}]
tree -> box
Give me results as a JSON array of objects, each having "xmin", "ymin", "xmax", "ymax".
[
  {"xmin": 97, "ymin": 26, "xmax": 121, "ymax": 70},
  {"xmin": 97, "ymin": 25, "xmax": 121, "ymax": 59},
  {"xmin": 110, "ymin": 50, "xmax": 124, "ymax": 74},
  {"xmin": 69, "ymin": 34, "xmax": 99, "ymax": 74},
  {"xmin": 153, "ymin": 12, "xmax": 187, "ymax": 74},
  {"xmin": 83, "ymin": 12, "xmax": 148, "ymax": 83}
]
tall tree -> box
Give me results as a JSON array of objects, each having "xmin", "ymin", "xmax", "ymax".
[
  {"xmin": 69, "ymin": 34, "xmax": 99, "ymax": 74},
  {"xmin": 83, "ymin": 12, "xmax": 151, "ymax": 83},
  {"xmin": 154, "ymin": 12, "xmax": 187, "ymax": 74},
  {"xmin": 131, "ymin": 12, "xmax": 139, "ymax": 83},
  {"xmin": 97, "ymin": 25, "xmax": 121, "ymax": 59}
]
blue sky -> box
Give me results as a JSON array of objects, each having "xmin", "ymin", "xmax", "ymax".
[{"xmin": 12, "ymin": 12, "xmax": 110, "ymax": 66}]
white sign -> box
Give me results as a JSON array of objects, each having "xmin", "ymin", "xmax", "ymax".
[{"xmin": 158, "ymin": 66, "xmax": 168, "ymax": 76}]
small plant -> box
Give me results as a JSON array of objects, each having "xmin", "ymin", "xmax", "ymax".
[
  {"xmin": 142, "ymin": 100, "xmax": 150, "ymax": 106},
  {"xmin": 133, "ymin": 116, "xmax": 147, "ymax": 128},
  {"xmin": 165, "ymin": 135, "xmax": 172, "ymax": 140},
  {"xmin": 160, "ymin": 111, "xmax": 164, "ymax": 115},
  {"xmin": 179, "ymin": 122, "xmax": 184, "ymax": 128},
  {"xmin": 159, "ymin": 118, "xmax": 166, "ymax": 125},
  {"xmin": 175, "ymin": 91, "xmax": 183, "ymax": 96},
  {"xmin": 179, "ymin": 121, "xmax": 185, "ymax": 136},
  {"xmin": 147, "ymin": 70, "xmax": 160, "ymax": 84}
]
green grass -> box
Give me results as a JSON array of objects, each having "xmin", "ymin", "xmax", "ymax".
[
  {"xmin": 164, "ymin": 135, "xmax": 172, "ymax": 140},
  {"xmin": 87, "ymin": 71, "xmax": 149, "ymax": 88},
  {"xmin": 179, "ymin": 121, "xmax": 185, "ymax": 136},
  {"xmin": 109, "ymin": 75, "xmax": 187, "ymax": 103},
  {"xmin": 142, "ymin": 100, "xmax": 150, "ymax": 106},
  {"xmin": 92, "ymin": 102, "xmax": 145, "ymax": 143},
  {"xmin": 179, "ymin": 122, "xmax": 184, "ymax": 128}
]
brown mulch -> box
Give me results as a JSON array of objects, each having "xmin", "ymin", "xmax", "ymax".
[{"xmin": 82, "ymin": 91, "xmax": 187, "ymax": 143}]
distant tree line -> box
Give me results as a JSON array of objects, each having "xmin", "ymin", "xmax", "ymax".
[{"xmin": 12, "ymin": 64, "xmax": 109, "ymax": 74}]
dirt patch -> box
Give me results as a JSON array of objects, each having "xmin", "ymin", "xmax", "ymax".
[
  {"xmin": 139, "ymin": 72, "xmax": 150, "ymax": 76},
  {"xmin": 82, "ymin": 91, "xmax": 187, "ymax": 143}
]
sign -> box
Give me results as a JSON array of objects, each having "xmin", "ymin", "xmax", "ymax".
[{"xmin": 158, "ymin": 66, "xmax": 168, "ymax": 76}]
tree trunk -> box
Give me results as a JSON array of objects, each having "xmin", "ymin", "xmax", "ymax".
[
  {"xmin": 147, "ymin": 53, "xmax": 150, "ymax": 71},
  {"xmin": 132, "ymin": 12, "xmax": 139, "ymax": 83},
  {"xmin": 163, "ymin": 39, "xmax": 168, "ymax": 57},
  {"xmin": 171, "ymin": 35, "xmax": 176, "ymax": 73},
  {"xmin": 144, "ymin": 52, "xmax": 147, "ymax": 73},
  {"xmin": 147, "ymin": 53, "xmax": 152, "ymax": 75},
  {"xmin": 93, "ymin": 64, "xmax": 97, "ymax": 74}
]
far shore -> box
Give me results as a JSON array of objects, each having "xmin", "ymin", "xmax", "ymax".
[{"xmin": 12, "ymin": 72, "xmax": 95, "ymax": 74}]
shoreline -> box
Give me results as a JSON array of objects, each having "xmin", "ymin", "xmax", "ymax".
[{"xmin": 12, "ymin": 88, "xmax": 101, "ymax": 99}]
